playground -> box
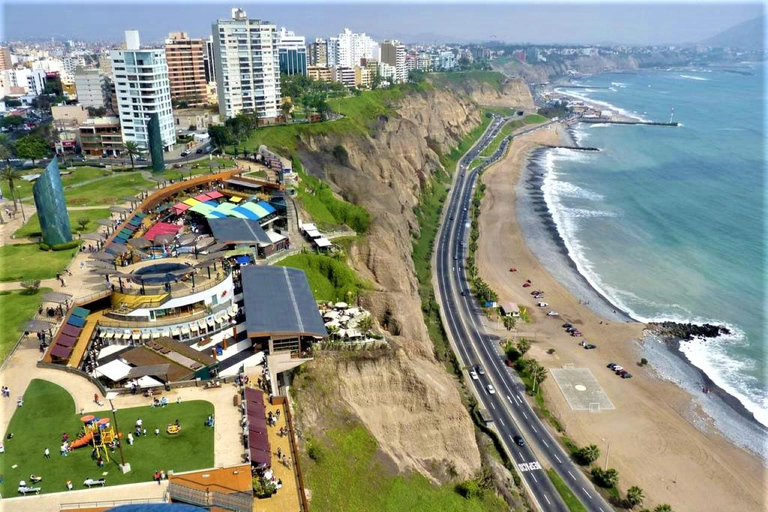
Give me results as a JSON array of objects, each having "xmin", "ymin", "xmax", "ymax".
[{"xmin": 0, "ymin": 379, "xmax": 214, "ymax": 497}]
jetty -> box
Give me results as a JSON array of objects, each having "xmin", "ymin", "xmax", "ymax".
[
  {"xmin": 580, "ymin": 119, "xmax": 680, "ymax": 127},
  {"xmin": 556, "ymin": 85, "xmax": 611, "ymax": 90},
  {"xmin": 542, "ymin": 144, "xmax": 600, "ymax": 152}
]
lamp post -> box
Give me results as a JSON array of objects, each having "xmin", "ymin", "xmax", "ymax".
[
  {"xmin": 15, "ymin": 186, "xmax": 26, "ymax": 222},
  {"xmin": 106, "ymin": 394, "xmax": 130, "ymax": 473},
  {"xmin": 602, "ymin": 438, "xmax": 611, "ymax": 470}
]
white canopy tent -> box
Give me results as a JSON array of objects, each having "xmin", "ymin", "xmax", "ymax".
[{"xmin": 93, "ymin": 359, "xmax": 132, "ymax": 382}]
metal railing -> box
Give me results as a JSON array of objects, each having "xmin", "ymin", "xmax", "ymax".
[
  {"xmin": 61, "ymin": 498, "xmax": 166, "ymax": 510},
  {"xmin": 168, "ymin": 482, "xmax": 252, "ymax": 512}
]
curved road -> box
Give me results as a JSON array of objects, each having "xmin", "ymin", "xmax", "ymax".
[{"xmin": 433, "ymin": 116, "xmax": 614, "ymax": 512}]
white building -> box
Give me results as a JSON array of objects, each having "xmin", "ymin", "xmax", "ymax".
[
  {"xmin": 212, "ymin": 8, "xmax": 281, "ymax": 121},
  {"xmin": 326, "ymin": 36, "xmax": 339, "ymax": 66},
  {"xmin": 9, "ymin": 68, "xmax": 47, "ymax": 96},
  {"xmin": 276, "ymin": 27, "xmax": 307, "ymax": 76},
  {"xmin": 439, "ymin": 51, "xmax": 456, "ymax": 70},
  {"xmin": 336, "ymin": 29, "xmax": 379, "ymax": 68},
  {"xmin": 110, "ymin": 30, "xmax": 175, "ymax": 151},
  {"xmin": 74, "ymin": 67, "xmax": 109, "ymax": 109}
]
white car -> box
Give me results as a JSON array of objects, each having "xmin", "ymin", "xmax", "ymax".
[
  {"xmin": 469, "ymin": 370, "xmax": 479, "ymax": 380},
  {"xmin": 547, "ymin": 311, "xmax": 559, "ymax": 316},
  {"xmin": 537, "ymin": 302, "xmax": 549, "ymax": 307},
  {"xmin": 486, "ymin": 384, "xmax": 496, "ymax": 395}
]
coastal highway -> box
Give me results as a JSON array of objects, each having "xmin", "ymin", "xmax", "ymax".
[{"xmin": 433, "ymin": 117, "xmax": 614, "ymax": 512}]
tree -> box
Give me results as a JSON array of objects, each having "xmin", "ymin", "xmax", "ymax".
[
  {"xmin": 517, "ymin": 338, "xmax": 531, "ymax": 355},
  {"xmin": 14, "ymin": 135, "xmax": 50, "ymax": 165},
  {"xmin": 591, "ymin": 467, "xmax": 619, "ymax": 488},
  {"xmin": 527, "ymin": 359, "xmax": 548, "ymax": 391},
  {"xmin": 20, "ymin": 279, "xmax": 41, "ymax": 295},
  {"xmin": 575, "ymin": 444, "xmax": 600, "ymax": 465},
  {"xmin": 502, "ymin": 315, "xmax": 516, "ymax": 336},
  {"xmin": 76, "ymin": 217, "xmax": 90, "ymax": 232},
  {"xmin": 356, "ymin": 314, "xmax": 373, "ymax": 334},
  {"xmin": 122, "ymin": 141, "xmax": 143, "ymax": 172},
  {"xmin": 625, "ymin": 486, "xmax": 645, "ymax": 509},
  {"xmin": 208, "ymin": 125, "xmax": 233, "ymax": 149},
  {"xmin": 0, "ymin": 163, "xmax": 22, "ymax": 209},
  {"xmin": 87, "ymin": 106, "xmax": 107, "ymax": 117},
  {"xmin": 653, "ymin": 505, "xmax": 673, "ymax": 512},
  {"xmin": 281, "ymin": 100, "xmax": 292, "ymax": 121},
  {"xmin": 0, "ymin": 115, "xmax": 24, "ymax": 129}
]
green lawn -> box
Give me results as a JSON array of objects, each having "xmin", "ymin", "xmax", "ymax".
[
  {"xmin": 0, "ymin": 244, "xmax": 78, "ymax": 282},
  {"xmin": 13, "ymin": 209, "xmax": 112, "ymax": 239},
  {"xmin": 276, "ymin": 252, "xmax": 367, "ymax": 303},
  {"xmin": 0, "ymin": 379, "xmax": 214, "ymax": 496},
  {"xmin": 64, "ymin": 172, "xmax": 155, "ymax": 206},
  {"xmin": 524, "ymin": 114, "xmax": 548, "ymax": 124},
  {"xmin": 547, "ymin": 469, "xmax": 589, "ymax": 512},
  {"xmin": 304, "ymin": 422, "xmax": 506, "ymax": 512},
  {"xmin": 0, "ymin": 288, "xmax": 50, "ymax": 362},
  {"xmin": 3, "ymin": 167, "xmax": 113, "ymax": 203},
  {"xmin": 428, "ymin": 71, "xmax": 506, "ymax": 92}
]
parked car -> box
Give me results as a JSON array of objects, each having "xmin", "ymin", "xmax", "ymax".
[
  {"xmin": 537, "ymin": 302, "xmax": 549, "ymax": 307},
  {"xmin": 513, "ymin": 435, "xmax": 525, "ymax": 447},
  {"xmin": 469, "ymin": 370, "xmax": 478, "ymax": 380},
  {"xmin": 563, "ymin": 323, "xmax": 573, "ymax": 329},
  {"xmin": 136, "ymin": 156, "xmax": 147, "ymax": 162},
  {"xmin": 621, "ymin": 372, "xmax": 633, "ymax": 379},
  {"xmin": 547, "ymin": 311, "xmax": 559, "ymax": 316},
  {"xmin": 486, "ymin": 384, "xmax": 496, "ymax": 395},
  {"xmin": 180, "ymin": 150, "xmax": 190, "ymax": 157},
  {"xmin": 584, "ymin": 344, "xmax": 597, "ymax": 349},
  {"xmin": 607, "ymin": 363, "xmax": 618, "ymax": 369},
  {"xmin": 196, "ymin": 148, "xmax": 204, "ymax": 154},
  {"xmin": 613, "ymin": 365, "xmax": 624, "ymax": 372},
  {"xmin": 570, "ymin": 331, "xmax": 582, "ymax": 337},
  {"xmin": 505, "ymin": 359, "xmax": 514, "ymax": 367}
]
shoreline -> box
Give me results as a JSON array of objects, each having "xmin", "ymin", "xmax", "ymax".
[{"xmin": 474, "ymin": 123, "xmax": 765, "ymax": 511}]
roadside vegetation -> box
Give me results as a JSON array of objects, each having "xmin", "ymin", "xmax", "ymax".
[
  {"xmin": 523, "ymin": 114, "xmax": 548, "ymax": 124},
  {"xmin": 547, "ymin": 469, "xmax": 589, "ymax": 512},
  {"xmin": 276, "ymin": 252, "xmax": 368, "ymax": 303},
  {"xmin": 0, "ymin": 288, "xmax": 49, "ymax": 362}
]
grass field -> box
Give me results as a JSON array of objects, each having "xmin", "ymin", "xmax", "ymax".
[
  {"xmin": 0, "ymin": 379, "xmax": 214, "ymax": 496},
  {"xmin": 303, "ymin": 422, "xmax": 506, "ymax": 512},
  {"xmin": 428, "ymin": 71, "xmax": 506, "ymax": 92},
  {"xmin": 547, "ymin": 469, "xmax": 589, "ymax": 512},
  {"xmin": 13, "ymin": 208, "xmax": 112, "ymax": 239},
  {"xmin": 0, "ymin": 288, "xmax": 50, "ymax": 362},
  {"xmin": 1, "ymin": 167, "xmax": 110, "ymax": 202},
  {"xmin": 276, "ymin": 252, "xmax": 367, "ymax": 302},
  {"xmin": 524, "ymin": 114, "xmax": 548, "ymax": 124},
  {"xmin": 64, "ymin": 172, "xmax": 155, "ymax": 206},
  {"xmin": 0, "ymin": 244, "xmax": 77, "ymax": 282}
]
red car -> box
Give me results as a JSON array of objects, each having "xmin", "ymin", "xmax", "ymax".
[{"xmin": 523, "ymin": 283, "xmax": 531, "ymax": 288}]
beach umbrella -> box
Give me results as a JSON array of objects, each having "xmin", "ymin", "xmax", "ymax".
[
  {"xmin": 96, "ymin": 219, "xmax": 114, "ymax": 227},
  {"xmin": 87, "ymin": 260, "xmax": 116, "ymax": 269},
  {"xmin": 106, "ymin": 243, "xmax": 129, "ymax": 255},
  {"xmin": 90, "ymin": 268, "xmax": 120, "ymax": 276},
  {"xmin": 195, "ymin": 236, "xmax": 215, "ymax": 250},
  {"xmin": 109, "ymin": 205, "xmax": 132, "ymax": 214},
  {"xmin": 82, "ymin": 232, "xmax": 106, "ymax": 242},
  {"xmin": 128, "ymin": 237, "xmax": 152, "ymax": 250},
  {"xmin": 154, "ymin": 233, "xmax": 176, "ymax": 245}
]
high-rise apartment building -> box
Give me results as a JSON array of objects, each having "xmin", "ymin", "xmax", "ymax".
[
  {"xmin": 277, "ymin": 27, "xmax": 307, "ymax": 76},
  {"xmin": 326, "ymin": 37, "xmax": 338, "ymax": 66},
  {"xmin": 0, "ymin": 47, "xmax": 11, "ymax": 71},
  {"xmin": 381, "ymin": 40, "xmax": 406, "ymax": 83},
  {"xmin": 74, "ymin": 67, "xmax": 110, "ymax": 109},
  {"xmin": 111, "ymin": 30, "xmax": 175, "ymax": 151},
  {"xmin": 336, "ymin": 29, "xmax": 379, "ymax": 68},
  {"xmin": 308, "ymin": 38, "xmax": 327, "ymax": 67},
  {"xmin": 164, "ymin": 32, "xmax": 207, "ymax": 106},
  {"xmin": 212, "ymin": 8, "xmax": 281, "ymax": 121}
]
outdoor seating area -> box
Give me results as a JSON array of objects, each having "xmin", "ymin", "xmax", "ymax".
[{"xmin": 47, "ymin": 306, "xmax": 90, "ymax": 363}]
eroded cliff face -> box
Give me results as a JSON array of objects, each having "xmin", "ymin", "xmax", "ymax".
[
  {"xmin": 443, "ymin": 77, "xmax": 535, "ymax": 110},
  {"xmin": 294, "ymin": 87, "xmax": 484, "ymax": 481}
]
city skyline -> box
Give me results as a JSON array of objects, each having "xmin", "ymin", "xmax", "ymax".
[{"xmin": 2, "ymin": 2, "xmax": 762, "ymax": 45}]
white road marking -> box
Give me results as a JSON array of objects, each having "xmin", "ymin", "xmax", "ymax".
[
  {"xmin": 490, "ymin": 402, "xmax": 496, "ymax": 410},
  {"xmin": 531, "ymin": 472, "xmax": 538, "ymax": 483},
  {"xmin": 582, "ymin": 487, "xmax": 592, "ymax": 498},
  {"xmin": 531, "ymin": 425, "xmax": 537, "ymax": 433},
  {"xmin": 554, "ymin": 454, "xmax": 562, "ymax": 463},
  {"xmin": 523, "ymin": 412, "xmax": 528, "ymax": 419},
  {"xmin": 544, "ymin": 494, "xmax": 551, "ymax": 505},
  {"xmin": 568, "ymin": 470, "xmax": 576, "ymax": 480},
  {"xmin": 500, "ymin": 418, "xmax": 505, "ymax": 426},
  {"xmin": 507, "ymin": 395, "xmax": 513, "ymax": 404},
  {"xmin": 542, "ymin": 439, "xmax": 549, "ymax": 447},
  {"xmin": 516, "ymin": 393, "xmax": 523, "ymax": 403}
]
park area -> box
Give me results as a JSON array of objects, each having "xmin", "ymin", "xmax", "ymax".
[
  {"xmin": 0, "ymin": 244, "xmax": 78, "ymax": 282},
  {"xmin": 13, "ymin": 208, "xmax": 112, "ymax": 239},
  {"xmin": 0, "ymin": 380, "xmax": 214, "ymax": 496},
  {"xmin": 0, "ymin": 288, "xmax": 49, "ymax": 362}
]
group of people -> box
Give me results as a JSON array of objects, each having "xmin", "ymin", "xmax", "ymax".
[
  {"xmin": 152, "ymin": 469, "xmax": 168, "ymax": 484},
  {"xmin": 1, "ymin": 386, "xmax": 10, "ymax": 398}
]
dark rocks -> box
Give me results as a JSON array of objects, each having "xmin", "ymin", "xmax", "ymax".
[{"xmin": 651, "ymin": 321, "xmax": 730, "ymax": 340}]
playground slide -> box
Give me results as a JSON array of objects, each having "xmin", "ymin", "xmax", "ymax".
[{"xmin": 69, "ymin": 432, "xmax": 93, "ymax": 449}]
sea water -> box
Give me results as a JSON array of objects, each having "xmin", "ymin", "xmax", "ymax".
[{"xmin": 541, "ymin": 67, "xmax": 765, "ymax": 430}]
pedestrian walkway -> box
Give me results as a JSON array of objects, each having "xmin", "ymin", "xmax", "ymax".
[{"xmin": 0, "ymin": 480, "xmax": 168, "ymax": 512}]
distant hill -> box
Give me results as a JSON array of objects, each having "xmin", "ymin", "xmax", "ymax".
[{"xmin": 701, "ymin": 16, "xmax": 764, "ymax": 50}]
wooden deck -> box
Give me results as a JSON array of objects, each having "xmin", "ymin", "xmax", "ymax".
[{"xmin": 121, "ymin": 346, "xmax": 192, "ymax": 382}]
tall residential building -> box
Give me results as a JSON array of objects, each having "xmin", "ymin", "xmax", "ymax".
[
  {"xmin": 381, "ymin": 40, "xmax": 406, "ymax": 83},
  {"xmin": 326, "ymin": 37, "xmax": 338, "ymax": 66},
  {"xmin": 336, "ymin": 29, "xmax": 379, "ymax": 68},
  {"xmin": 203, "ymin": 36, "xmax": 216, "ymax": 83},
  {"xmin": 111, "ymin": 30, "xmax": 175, "ymax": 151},
  {"xmin": 308, "ymin": 38, "xmax": 327, "ymax": 67},
  {"xmin": 212, "ymin": 8, "xmax": 281, "ymax": 120},
  {"xmin": 276, "ymin": 27, "xmax": 307, "ymax": 76},
  {"xmin": 98, "ymin": 53, "xmax": 112, "ymax": 76},
  {"xmin": 79, "ymin": 116, "xmax": 123, "ymax": 157},
  {"xmin": 164, "ymin": 31, "xmax": 207, "ymax": 106},
  {"xmin": 74, "ymin": 67, "xmax": 109, "ymax": 109},
  {"xmin": 0, "ymin": 47, "xmax": 12, "ymax": 71}
]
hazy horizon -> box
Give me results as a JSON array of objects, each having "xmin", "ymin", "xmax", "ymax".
[{"xmin": 1, "ymin": 2, "xmax": 763, "ymax": 46}]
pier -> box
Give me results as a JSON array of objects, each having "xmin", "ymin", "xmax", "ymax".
[
  {"xmin": 542, "ymin": 144, "xmax": 600, "ymax": 152},
  {"xmin": 556, "ymin": 85, "xmax": 611, "ymax": 90},
  {"xmin": 580, "ymin": 119, "xmax": 680, "ymax": 127}
]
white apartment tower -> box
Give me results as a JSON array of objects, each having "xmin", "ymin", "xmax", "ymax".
[
  {"xmin": 74, "ymin": 67, "xmax": 110, "ymax": 109},
  {"xmin": 212, "ymin": 8, "xmax": 281, "ymax": 120},
  {"xmin": 336, "ymin": 29, "xmax": 379, "ymax": 68},
  {"xmin": 110, "ymin": 30, "xmax": 175, "ymax": 151}
]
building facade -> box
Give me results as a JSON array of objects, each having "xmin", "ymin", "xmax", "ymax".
[
  {"xmin": 32, "ymin": 157, "xmax": 72, "ymax": 246},
  {"xmin": 336, "ymin": 29, "xmax": 379, "ymax": 68},
  {"xmin": 111, "ymin": 31, "xmax": 175, "ymax": 151},
  {"xmin": 307, "ymin": 66, "xmax": 332, "ymax": 83},
  {"xmin": 0, "ymin": 46, "xmax": 12, "ymax": 71},
  {"xmin": 204, "ymin": 36, "xmax": 216, "ymax": 84},
  {"xmin": 79, "ymin": 116, "xmax": 123, "ymax": 157},
  {"xmin": 74, "ymin": 67, "xmax": 110, "ymax": 109},
  {"xmin": 276, "ymin": 28, "xmax": 307, "ymax": 76},
  {"xmin": 308, "ymin": 38, "xmax": 327, "ymax": 67},
  {"xmin": 165, "ymin": 32, "xmax": 207, "ymax": 107},
  {"xmin": 381, "ymin": 40, "xmax": 406, "ymax": 83},
  {"xmin": 212, "ymin": 8, "xmax": 281, "ymax": 121}
]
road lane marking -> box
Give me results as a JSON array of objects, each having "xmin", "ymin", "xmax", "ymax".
[
  {"xmin": 581, "ymin": 487, "xmax": 592, "ymax": 499},
  {"xmin": 531, "ymin": 472, "xmax": 537, "ymax": 483},
  {"xmin": 522, "ymin": 412, "xmax": 528, "ymax": 419},
  {"xmin": 544, "ymin": 494, "xmax": 551, "ymax": 505},
  {"xmin": 499, "ymin": 418, "xmax": 505, "ymax": 426},
  {"xmin": 490, "ymin": 402, "xmax": 496, "ymax": 410},
  {"xmin": 568, "ymin": 470, "xmax": 576, "ymax": 480},
  {"xmin": 554, "ymin": 454, "xmax": 562, "ymax": 463},
  {"xmin": 506, "ymin": 395, "xmax": 513, "ymax": 404},
  {"xmin": 531, "ymin": 425, "xmax": 537, "ymax": 433},
  {"xmin": 542, "ymin": 439, "xmax": 549, "ymax": 447}
]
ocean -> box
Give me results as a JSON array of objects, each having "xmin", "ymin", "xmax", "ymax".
[{"xmin": 536, "ymin": 68, "xmax": 765, "ymax": 443}]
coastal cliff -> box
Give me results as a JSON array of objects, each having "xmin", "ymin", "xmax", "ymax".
[
  {"xmin": 433, "ymin": 74, "xmax": 535, "ymax": 110},
  {"xmin": 293, "ymin": 87, "xmax": 485, "ymax": 481}
]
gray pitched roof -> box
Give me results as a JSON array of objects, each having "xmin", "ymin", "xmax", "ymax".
[
  {"xmin": 241, "ymin": 266, "xmax": 327, "ymax": 338},
  {"xmin": 207, "ymin": 217, "xmax": 271, "ymax": 244}
]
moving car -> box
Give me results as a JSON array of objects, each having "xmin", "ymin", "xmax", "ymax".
[
  {"xmin": 486, "ymin": 384, "xmax": 496, "ymax": 395},
  {"xmin": 180, "ymin": 150, "xmax": 190, "ymax": 157},
  {"xmin": 513, "ymin": 435, "xmax": 525, "ymax": 447},
  {"xmin": 469, "ymin": 370, "xmax": 478, "ymax": 380},
  {"xmin": 196, "ymin": 148, "xmax": 204, "ymax": 154},
  {"xmin": 476, "ymin": 366, "xmax": 485, "ymax": 376}
]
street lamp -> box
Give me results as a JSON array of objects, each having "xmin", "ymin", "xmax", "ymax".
[
  {"xmin": 15, "ymin": 186, "xmax": 26, "ymax": 222},
  {"xmin": 602, "ymin": 438, "xmax": 611, "ymax": 470},
  {"xmin": 106, "ymin": 393, "xmax": 130, "ymax": 474}
]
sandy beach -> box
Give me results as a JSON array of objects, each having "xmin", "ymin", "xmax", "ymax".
[{"xmin": 474, "ymin": 123, "xmax": 765, "ymax": 512}]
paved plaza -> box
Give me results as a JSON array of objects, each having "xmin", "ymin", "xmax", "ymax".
[{"xmin": 550, "ymin": 367, "xmax": 615, "ymax": 411}]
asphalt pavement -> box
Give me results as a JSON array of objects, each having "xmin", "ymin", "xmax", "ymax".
[{"xmin": 433, "ymin": 116, "xmax": 615, "ymax": 512}]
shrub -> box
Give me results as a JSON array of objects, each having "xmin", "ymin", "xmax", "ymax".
[
  {"xmin": 591, "ymin": 467, "xmax": 619, "ymax": 488},
  {"xmin": 39, "ymin": 243, "xmax": 51, "ymax": 251},
  {"xmin": 547, "ymin": 348, "xmax": 556, "ymax": 354},
  {"xmin": 51, "ymin": 240, "xmax": 82, "ymax": 251},
  {"xmin": 455, "ymin": 479, "xmax": 484, "ymax": 500},
  {"xmin": 575, "ymin": 444, "xmax": 600, "ymax": 465},
  {"xmin": 639, "ymin": 357, "xmax": 648, "ymax": 366},
  {"xmin": 307, "ymin": 440, "xmax": 325, "ymax": 463}
]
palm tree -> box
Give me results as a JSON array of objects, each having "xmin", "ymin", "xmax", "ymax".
[
  {"xmin": 625, "ymin": 486, "xmax": 645, "ymax": 509},
  {"xmin": 517, "ymin": 337, "xmax": 531, "ymax": 355},
  {"xmin": 122, "ymin": 141, "xmax": 143, "ymax": 172},
  {"xmin": 0, "ymin": 165, "xmax": 22, "ymax": 210},
  {"xmin": 502, "ymin": 315, "xmax": 516, "ymax": 337},
  {"xmin": 527, "ymin": 360, "xmax": 548, "ymax": 391},
  {"xmin": 653, "ymin": 505, "xmax": 673, "ymax": 512},
  {"xmin": 577, "ymin": 444, "xmax": 600, "ymax": 465},
  {"xmin": 281, "ymin": 101, "xmax": 292, "ymax": 121}
]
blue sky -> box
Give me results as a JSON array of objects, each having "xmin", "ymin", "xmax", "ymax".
[{"xmin": 2, "ymin": 1, "xmax": 763, "ymax": 45}]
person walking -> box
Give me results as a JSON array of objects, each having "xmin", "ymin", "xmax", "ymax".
[{"xmin": 44, "ymin": 447, "xmax": 50, "ymax": 459}]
